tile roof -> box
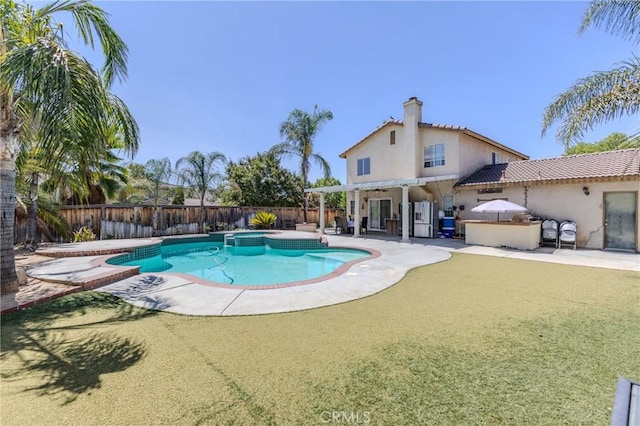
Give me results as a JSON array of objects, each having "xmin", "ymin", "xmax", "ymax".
[{"xmin": 455, "ymin": 148, "xmax": 640, "ymax": 187}]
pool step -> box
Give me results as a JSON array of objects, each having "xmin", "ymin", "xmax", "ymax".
[{"xmin": 223, "ymin": 234, "xmax": 235, "ymax": 247}]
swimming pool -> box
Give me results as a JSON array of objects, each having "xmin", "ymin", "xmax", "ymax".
[{"xmin": 107, "ymin": 235, "xmax": 372, "ymax": 287}]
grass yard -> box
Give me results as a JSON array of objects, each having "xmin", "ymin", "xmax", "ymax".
[{"xmin": 1, "ymin": 253, "xmax": 638, "ymax": 425}]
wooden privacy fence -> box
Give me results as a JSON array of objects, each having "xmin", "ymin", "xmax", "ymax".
[{"xmin": 49, "ymin": 205, "xmax": 342, "ymax": 241}]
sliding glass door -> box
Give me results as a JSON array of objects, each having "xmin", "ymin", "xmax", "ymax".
[{"xmin": 369, "ymin": 198, "xmax": 392, "ymax": 230}]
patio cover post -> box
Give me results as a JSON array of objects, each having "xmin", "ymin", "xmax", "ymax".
[
  {"xmin": 401, "ymin": 185, "xmax": 410, "ymax": 242},
  {"xmin": 319, "ymin": 193, "xmax": 325, "ymax": 234},
  {"xmin": 354, "ymin": 189, "xmax": 361, "ymax": 238}
]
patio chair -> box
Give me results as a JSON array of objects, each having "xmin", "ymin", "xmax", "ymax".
[
  {"xmin": 360, "ymin": 217, "xmax": 368, "ymax": 234},
  {"xmin": 558, "ymin": 221, "xmax": 577, "ymax": 249},
  {"xmin": 346, "ymin": 219, "xmax": 354, "ymax": 234},
  {"xmin": 334, "ymin": 216, "xmax": 346, "ymax": 234},
  {"xmin": 541, "ymin": 219, "xmax": 559, "ymax": 248}
]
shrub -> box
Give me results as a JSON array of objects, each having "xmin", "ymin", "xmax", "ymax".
[
  {"xmin": 171, "ymin": 187, "xmax": 185, "ymax": 205},
  {"xmin": 250, "ymin": 211, "xmax": 277, "ymax": 229},
  {"xmin": 73, "ymin": 226, "xmax": 96, "ymax": 242}
]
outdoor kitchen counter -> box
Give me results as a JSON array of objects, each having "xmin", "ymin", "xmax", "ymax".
[{"xmin": 464, "ymin": 220, "xmax": 542, "ymax": 250}]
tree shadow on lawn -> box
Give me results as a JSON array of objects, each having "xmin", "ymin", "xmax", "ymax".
[
  {"xmin": 308, "ymin": 309, "xmax": 640, "ymax": 425},
  {"xmin": 1, "ymin": 292, "xmax": 165, "ymax": 405}
]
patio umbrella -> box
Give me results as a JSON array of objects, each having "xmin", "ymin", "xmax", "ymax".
[{"xmin": 471, "ymin": 199, "xmax": 527, "ymax": 222}]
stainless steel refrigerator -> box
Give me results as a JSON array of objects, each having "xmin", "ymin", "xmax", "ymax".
[{"xmin": 414, "ymin": 201, "xmax": 433, "ymax": 238}]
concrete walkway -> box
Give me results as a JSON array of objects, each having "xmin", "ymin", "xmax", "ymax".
[
  {"xmin": 95, "ymin": 238, "xmax": 451, "ymax": 316},
  {"xmin": 4, "ymin": 233, "xmax": 638, "ymax": 316}
]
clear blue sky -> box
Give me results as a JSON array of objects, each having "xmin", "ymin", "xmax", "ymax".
[{"xmin": 76, "ymin": 1, "xmax": 637, "ymax": 183}]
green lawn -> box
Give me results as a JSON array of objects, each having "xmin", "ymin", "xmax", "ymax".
[{"xmin": 1, "ymin": 254, "xmax": 638, "ymax": 425}]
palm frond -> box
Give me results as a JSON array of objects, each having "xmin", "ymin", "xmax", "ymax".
[
  {"xmin": 14, "ymin": 188, "xmax": 71, "ymax": 240},
  {"xmin": 107, "ymin": 93, "xmax": 139, "ymax": 156},
  {"xmin": 176, "ymin": 151, "xmax": 226, "ymax": 205},
  {"xmin": 580, "ymin": 0, "xmax": 640, "ymax": 43},
  {"xmin": 35, "ymin": 0, "xmax": 128, "ymax": 86},
  {"xmin": 269, "ymin": 141, "xmax": 300, "ymax": 159},
  {"xmin": 310, "ymin": 153, "xmax": 331, "ymax": 180},
  {"xmin": 542, "ymin": 58, "xmax": 640, "ymax": 146},
  {"xmin": 2, "ymin": 37, "xmax": 110, "ymax": 153}
]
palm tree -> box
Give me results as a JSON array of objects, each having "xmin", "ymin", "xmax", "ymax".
[
  {"xmin": 270, "ymin": 106, "xmax": 333, "ymax": 223},
  {"xmin": 144, "ymin": 157, "xmax": 172, "ymax": 207},
  {"xmin": 176, "ymin": 151, "xmax": 226, "ymax": 232},
  {"xmin": 1, "ymin": 0, "xmax": 138, "ymax": 294},
  {"xmin": 542, "ymin": 0, "xmax": 640, "ymax": 146},
  {"xmin": 144, "ymin": 157, "xmax": 172, "ymax": 235},
  {"xmin": 116, "ymin": 162, "xmax": 147, "ymax": 204}
]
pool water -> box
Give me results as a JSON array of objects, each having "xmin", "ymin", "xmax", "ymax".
[{"xmin": 112, "ymin": 241, "xmax": 370, "ymax": 286}]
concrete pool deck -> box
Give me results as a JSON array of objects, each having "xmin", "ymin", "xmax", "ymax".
[{"xmin": 2, "ymin": 233, "xmax": 639, "ymax": 316}]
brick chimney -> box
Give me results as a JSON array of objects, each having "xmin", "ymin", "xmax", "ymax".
[{"xmin": 403, "ymin": 97, "xmax": 423, "ymax": 178}]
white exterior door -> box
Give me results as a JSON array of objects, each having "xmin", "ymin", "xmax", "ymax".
[{"xmin": 604, "ymin": 192, "xmax": 637, "ymax": 251}]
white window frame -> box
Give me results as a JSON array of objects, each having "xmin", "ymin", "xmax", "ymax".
[
  {"xmin": 357, "ymin": 157, "xmax": 371, "ymax": 176},
  {"xmin": 492, "ymin": 152, "xmax": 500, "ymax": 164},
  {"xmin": 424, "ymin": 143, "xmax": 445, "ymax": 168}
]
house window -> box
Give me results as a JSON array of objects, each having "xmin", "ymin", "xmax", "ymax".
[
  {"xmin": 357, "ymin": 157, "xmax": 371, "ymax": 176},
  {"xmin": 424, "ymin": 143, "xmax": 445, "ymax": 168},
  {"xmin": 390, "ymin": 130, "xmax": 396, "ymax": 145},
  {"xmin": 443, "ymin": 195, "xmax": 454, "ymax": 216},
  {"xmin": 350, "ymin": 200, "xmax": 355, "ymax": 215},
  {"xmin": 492, "ymin": 152, "xmax": 500, "ymax": 164}
]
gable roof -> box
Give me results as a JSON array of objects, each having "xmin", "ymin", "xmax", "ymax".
[
  {"xmin": 339, "ymin": 119, "xmax": 528, "ymax": 159},
  {"xmin": 339, "ymin": 120, "xmax": 402, "ymax": 158},
  {"xmin": 455, "ymin": 148, "xmax": 640, "ymax": 187}
]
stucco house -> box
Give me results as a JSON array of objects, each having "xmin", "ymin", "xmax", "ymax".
[
  {"xmin": 309, "ymin": 97, "xmax": 528, "ymax": 241},
  {"xmin": 308, "ymin": 97, "xmax": 639, "ymax": 252},
  {"xmin": 454, "ymin": 149, "xmax": 640, "ymax": 252}
]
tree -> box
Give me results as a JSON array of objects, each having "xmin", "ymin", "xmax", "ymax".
[
  {"xmin": 171, "ymin": 187, "xmax": 185, "ymax": 205},
  {"xmin": 542, "ymin": 0, "xmax": 640, "ymax": 146},
  {"xmin": 564, "ymin": 132, "xmax": 639, "ymax": 155},
  {"xmin": 1, "ymin": 0, "xmax": 138, "ymax": 294},
  {"xmin": 144, "ymin": 157, "xmax": 172, "ymax": 207},
  {"xmin": 220, "ymin": 151, "xmax": 302, "ymax": 207},
  {"xmin": 176, "ymin": 151, "xmax": 226, "ymax": 231},
  {"xmin": 116, "ymin": 162, "xmax": 147, "ymax": 204},
  {"xmin": 48, "ymin": 137, "xmax": 131, "ymax": 205},
  {"xmin": 270, "ymin": 106, "xmax": 333, "ymax": 222},
  {"xmin": 308, "ymin": 177, "xmax": 346, "ymax": 210}
]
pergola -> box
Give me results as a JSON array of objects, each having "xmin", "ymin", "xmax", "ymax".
[{"xmin": 305, "ymin": 174, "xmax": 458, "ymax": 241}]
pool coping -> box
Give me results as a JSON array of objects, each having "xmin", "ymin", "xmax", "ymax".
[
  {"xmin": 12, "ymin": 234, "xmax": 453, "ymax": 316},
  {"xmin": 10, "ymin": 233, "xmax": 636, "ymax": 316},
  {"xmin": 93, "ymin": 246, "xmax": 381, "ymax": 290},
  {"xmin": 93, "ymin": 238, "xmax": 452, "ymax": 316}
]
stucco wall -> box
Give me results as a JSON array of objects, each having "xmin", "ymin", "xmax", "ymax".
[
  {"xmin": 418, "ymin": 129, "xmax": 460, "ymax": 178},
  {"xmin": 465, "ymin": 221, "xmax": 542, "ymax": 250},
  {"xmin": 345, "ymin": 186, "xmax": 436, "ymax": 224},
  {"xmin": 345, "ymin": 124, "xmax": 404, "ymax": 185},
  {"xmin": 458, "ymin": 134, "xmax": 527, "ymax": 179},
  {"xmin": 423, "ymin": 179, "xmax": 457, "ymax": 213},
  {"xmin": 454, "ymin": 181, "xmax": 640, "ymax": 250}
]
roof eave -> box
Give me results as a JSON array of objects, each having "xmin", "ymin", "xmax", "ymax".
[
  {"xmin": 462, "ymin": 129, "xmax": 529, "ymax": 160},
  {"xmin": 339, "ymin": 120, "xmax": 403, "ymax": 158},
  {"xmin": 455, "ymin": 175, "xmax": 640, "ymax": 188}
]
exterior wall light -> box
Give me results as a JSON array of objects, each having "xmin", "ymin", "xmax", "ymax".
[{"xmin": 582, "ymin": 186, "xmax": 590, "ymax": 196}]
